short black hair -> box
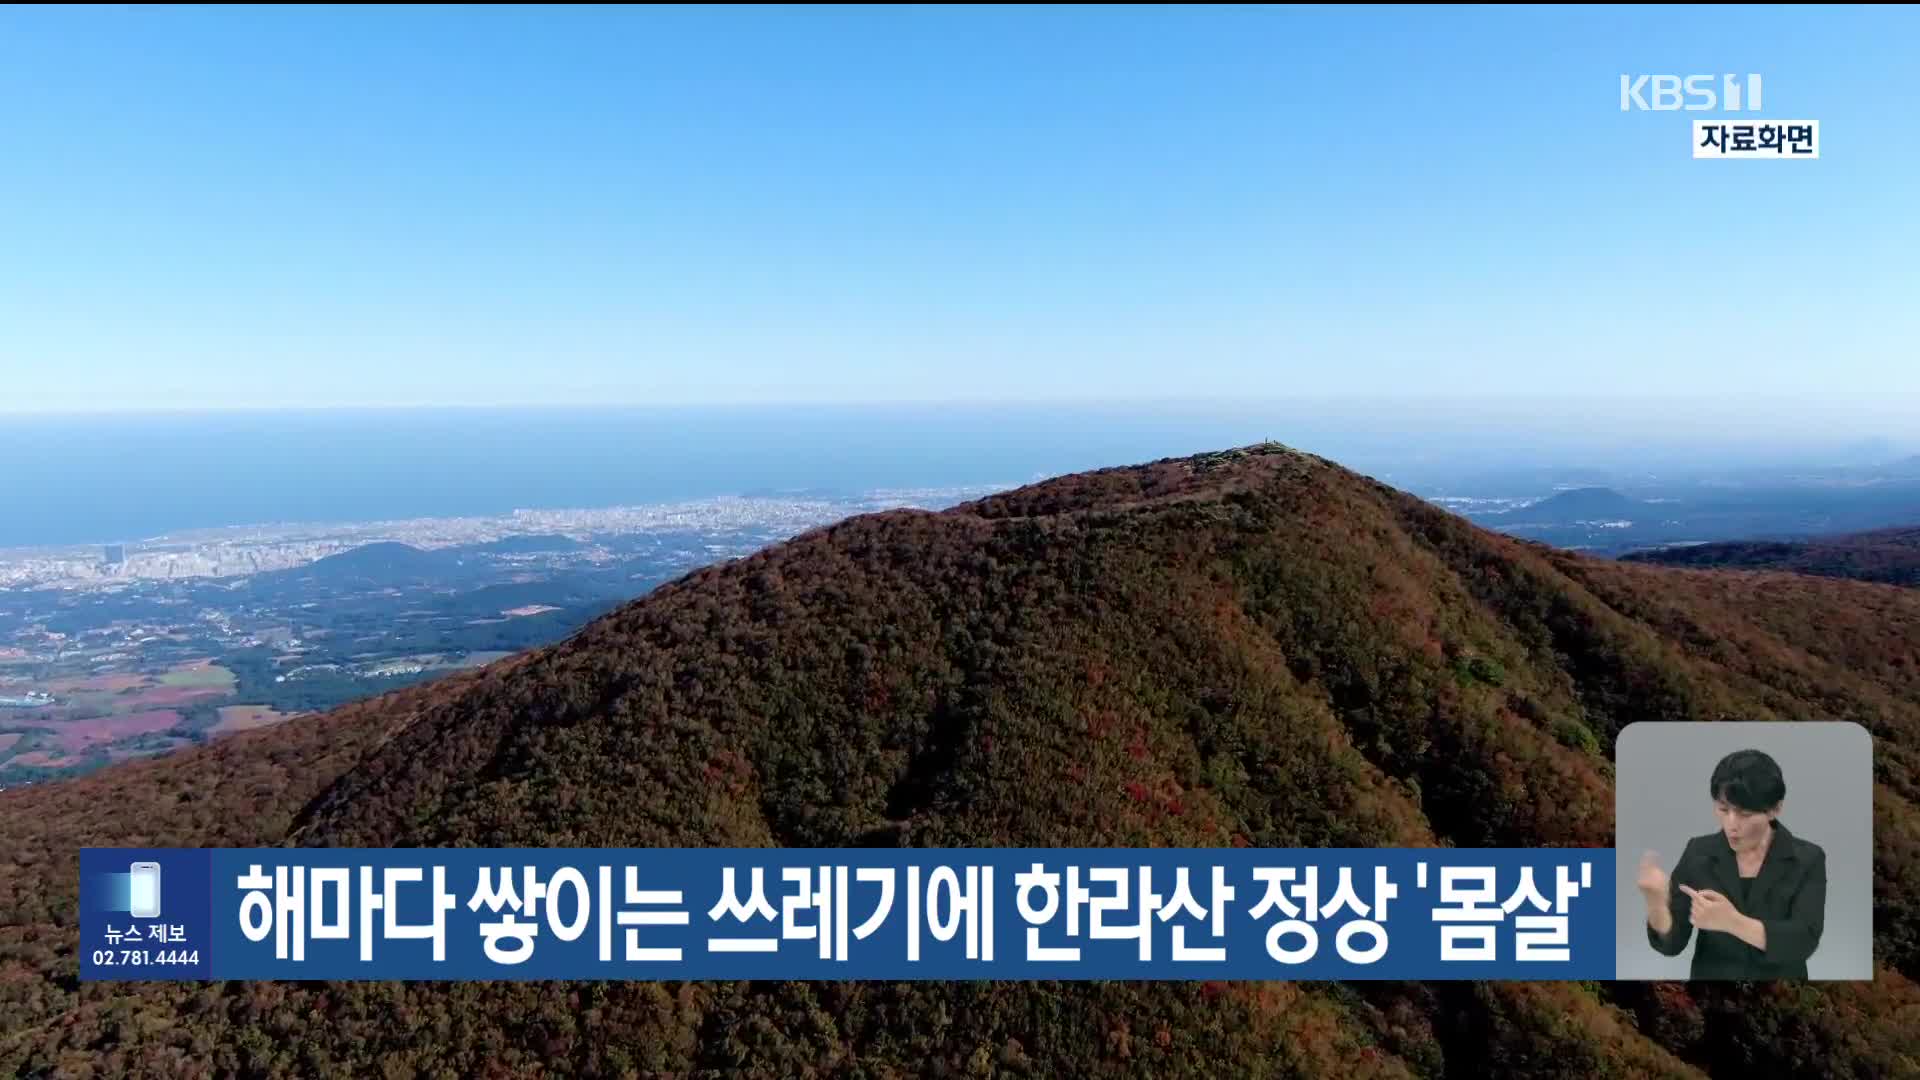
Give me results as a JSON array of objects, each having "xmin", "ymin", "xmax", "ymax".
[{"xmin": 1710, "ymin": 748, "xmax": 1786, "ymax": 812}]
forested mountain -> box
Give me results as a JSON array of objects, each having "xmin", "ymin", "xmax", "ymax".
[
  {"xmin": 1626, "ymin": 526, "xmax": 1920, "ymax": 588},
  {"xmin": 6, "ymin": 444, "xmax": 1920, "ymax": 1078}
]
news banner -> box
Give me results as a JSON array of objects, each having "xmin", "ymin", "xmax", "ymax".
[{"xmin": 80, "ymin": 848, "xmax": 1614, "ymax": 981}]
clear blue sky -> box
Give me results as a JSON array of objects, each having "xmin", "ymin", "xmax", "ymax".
[{"xmin": 1, "ymin": 5, "xmax": 1915, "ymax": 416}]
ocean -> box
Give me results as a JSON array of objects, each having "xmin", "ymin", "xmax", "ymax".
[
  {"xmin": 0, "ymin": 402, "xmax": 1871, "ymax": 550},
  {"xmin": 0, "ymin": 405, "xmax": 1316, "ymax": 548}
]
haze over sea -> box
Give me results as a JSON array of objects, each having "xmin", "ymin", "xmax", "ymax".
[{"xmin": 3, "ymin": 401, "xmax": 1912, "ymax": 550}]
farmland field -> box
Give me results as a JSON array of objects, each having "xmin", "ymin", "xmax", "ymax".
[
  {"xmin": 458, "ymin": 651, "xmax": 515, "ymax": 667},
  {"xmin": 159, "ymin": 662, "xmax": 238, "ymax": 690},
  {"xmin": 0, "ymin": 662, "xmax": 236, "ymax": 778},
  {"xmin": 120, "ymin": 685, "xmax": 228, "ymax": 709},
  {"xmin": 2, "ymin": 649, "xmax": 503, "ymax": 781},
  {"xmin": 54, "ymin": 709, "xmax": 182, "ymax": 751},
  {"xmin": 45, "ymin": 673, "xmax": 147, "ymax": 694},
  {"xmin": 212, "ymin": 704, "xmax": 296, "ymax": 735}
]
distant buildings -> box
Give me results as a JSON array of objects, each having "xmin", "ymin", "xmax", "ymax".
[{"xmin": 0, "ymin": 690, "xmax": 55, "ymax": 708}]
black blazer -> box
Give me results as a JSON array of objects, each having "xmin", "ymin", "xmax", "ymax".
[{"xmin": 1647, "ymin": 819, "xmax": 1827, "ymax": 979}]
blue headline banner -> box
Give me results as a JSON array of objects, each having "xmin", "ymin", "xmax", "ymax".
[{"xmin": 80, "ymin": 848, "xmax": 1614, "ymax": 981}]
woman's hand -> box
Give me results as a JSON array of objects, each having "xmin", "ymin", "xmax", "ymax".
[
  {"xmin": 1678, "ymin": 885, "xmax": 1741, "ymax": 933},
  {"xmin": 1637, "ymin": 851, "xmax": 1669, "ymax": 900},
  {"xmin": 1640, "ymin": 851, "xmax": 1676, "ymax": 937}
]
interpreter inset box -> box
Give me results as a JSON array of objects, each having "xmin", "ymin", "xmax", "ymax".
[{"xmin": 1614, "ymin": 721, "xmax": 1872, "ymax": 981}]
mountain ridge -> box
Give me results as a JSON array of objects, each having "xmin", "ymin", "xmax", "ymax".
[
  {"xmin": 6, "ymin": 443, "xmax": 1920, "ymax": 1078},
  {"xmin": 1624, "ymin": 525, "xmax": 1920, "ymax": 587}
]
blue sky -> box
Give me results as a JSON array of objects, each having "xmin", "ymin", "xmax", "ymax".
[{"xmin": 1, "ymin": 6, "xmax": 1915, "ymax": 418}]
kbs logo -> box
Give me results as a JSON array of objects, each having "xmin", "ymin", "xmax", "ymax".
[{"xmin": 1620, "ymin": 74, "xmax": 1763, "ymax": 112}]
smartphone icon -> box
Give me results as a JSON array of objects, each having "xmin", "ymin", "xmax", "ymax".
[{"xmin": 129, "ymin": 862, "xmax": 162, "ymax": 919}]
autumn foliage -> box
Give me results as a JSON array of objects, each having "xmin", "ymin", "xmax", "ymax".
[{"xmin": 5, "ymin": 444, "xmax": 1920, "ymax": 1077}]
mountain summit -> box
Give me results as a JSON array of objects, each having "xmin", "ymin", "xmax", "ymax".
[
  {"xmin": 6, "ymin": 444, "xmax": 1920, "ymax": 1077},
  {"xmin": 1512, "ymin": 487, "xmax": 1647, "ymax": 523}
]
